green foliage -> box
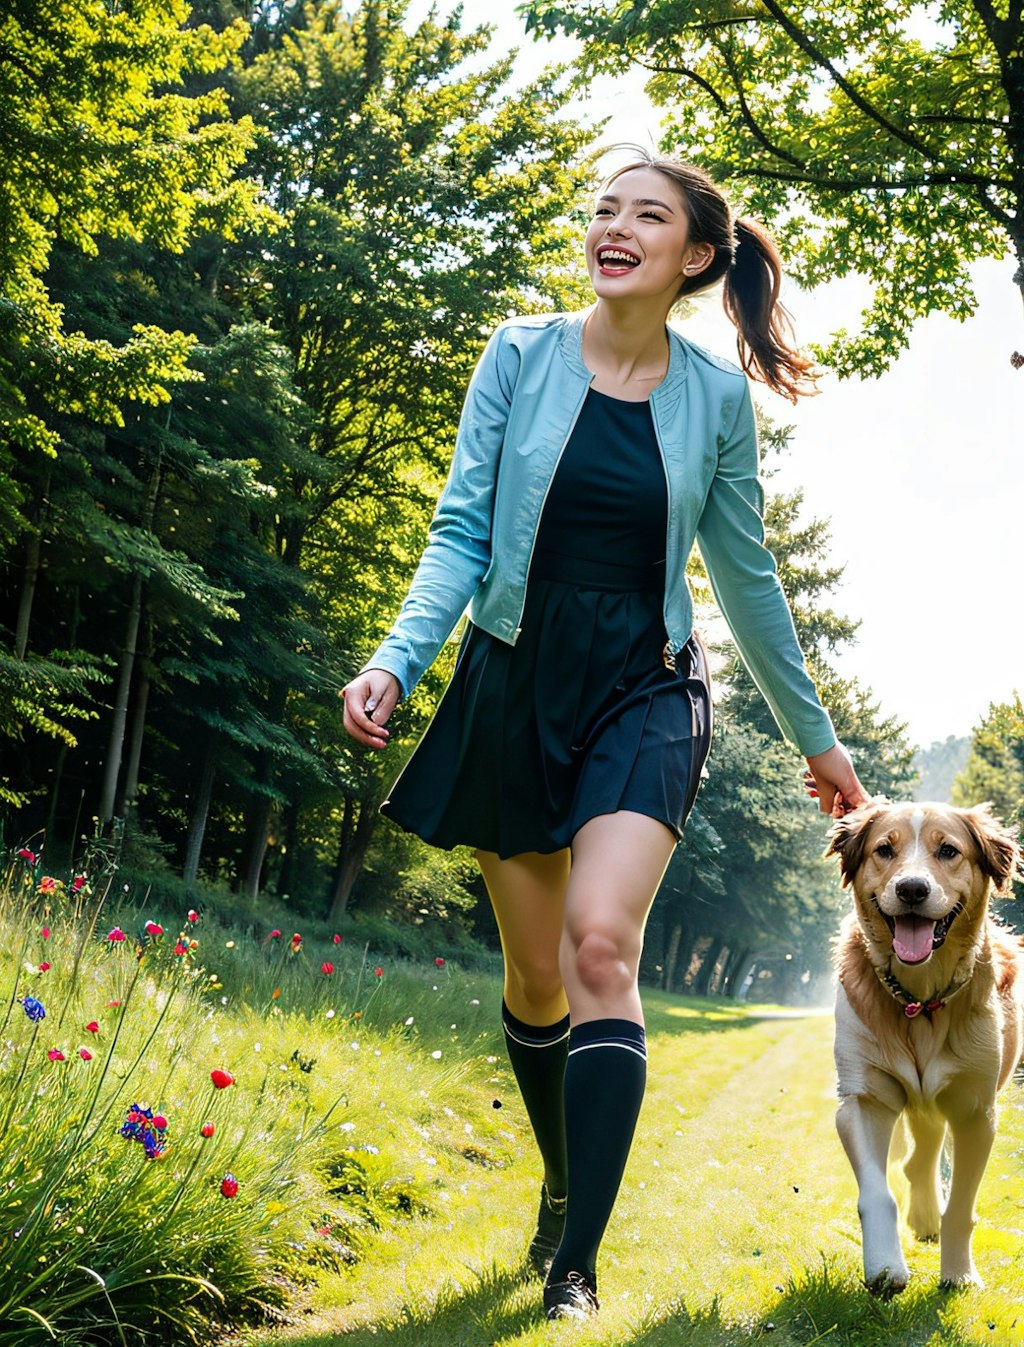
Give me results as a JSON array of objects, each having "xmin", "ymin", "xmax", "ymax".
[
  {"xmin": 519, "ymin": 0, "xmax": 1024, "ymax": 374},
  {"xmin": 952, "ymin": 692, "xmax": 1024, "ymax": 831}
]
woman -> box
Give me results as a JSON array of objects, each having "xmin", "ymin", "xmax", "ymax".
[{"xmin": 342, "ymin": 155, "xmax": 867, "ymax": 1319}]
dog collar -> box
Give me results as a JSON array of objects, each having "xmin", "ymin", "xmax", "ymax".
[{"xmin": 873, "ymin": 965, "xmax": 971, "ymax": 1019}]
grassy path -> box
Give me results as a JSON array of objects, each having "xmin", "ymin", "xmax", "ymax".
[{"xmin": 247, "ymin": 993, "xmax": 1024, "ymax": 1347}]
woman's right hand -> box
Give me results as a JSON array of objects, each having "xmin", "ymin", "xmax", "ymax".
[{"xmin": 341, "ymin": 669, "xmax": 402, "ymax": 750}]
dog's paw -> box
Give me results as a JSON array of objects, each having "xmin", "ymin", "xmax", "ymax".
[
  {"xmin": 865, "ymin": 1268, "xmax": 909, "ymax": 1299},
  {"xmin": 915, "ymin": 1232, "xmax": 939, "ymax": 1245},
  {"xmin": 939, "ymin": 1268, "xmax": 984, "ymax": 1291}
]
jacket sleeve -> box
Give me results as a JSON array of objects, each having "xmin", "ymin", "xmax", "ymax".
[
  {"xmin": 361, "ymin": 326, "xmax": 518, "ymax": 697},
  {"xmin": 695, "ymin": 383, "xmax": 837, "ymax": 757}
]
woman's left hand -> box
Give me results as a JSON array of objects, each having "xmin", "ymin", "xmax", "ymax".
[{"xmin": 804, "ymin": 742, "xmax": 868, "ymax": 818}]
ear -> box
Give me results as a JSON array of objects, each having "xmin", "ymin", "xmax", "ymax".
[
  {"xmin": 960, "ymin": 804, "xmax": 1023, "ymax": 895},
  {"xmin": 682, "ymin": 245, "xmax": 715, "ymax": 278},
  {"xmin": 825, "ymin": 801, "xmax": 888, "ymax": 888}
]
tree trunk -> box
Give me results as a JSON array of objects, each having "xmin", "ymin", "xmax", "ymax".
[
  {"xmin": 14, "ymin": 529, "xmax": 42, "ymax": 660},
  {"xmin": 664, "ymin": 921, "xmax": 683, "ymax": 993},
  {"xmin": 182, "ymin": 742, "xmax": 217, "ymax": 888},
  {"xmin": 328, "ymin": 795, "xmax": 377, "ymax": 921},
  {"xmin": 97, "ymin": 571, "xmax": 144, "ymax": 826},
  {"xmin": 117, "ymin": 659, "xmax": 150, "ymax": 815},
  {"xmin": 277, "ymin": 802, "xmax": 301, "ymax": 899},
  {"xmin": 721, "ymin": 945, "xmax": 753, "ymax": 999},
  {"xmin": 694, "ymin": 938, "xmax": 725, "ymax": 997},
  {"xmin": 239, "ymin": 791, "xmax": 274, "ymax": 900}
]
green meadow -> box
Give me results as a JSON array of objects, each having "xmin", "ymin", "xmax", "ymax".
[{"xmin": 2, "ymin": 858, "xmax": 1022, "ymax": 1347}]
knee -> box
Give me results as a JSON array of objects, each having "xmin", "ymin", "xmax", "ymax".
[
  {"xmin": 505, "ymin": 957, "xmax": 564, "ymax": 1017},
  {"xmin": 565, "ymin": 928, "xmax": 636, "ymax": 998}
]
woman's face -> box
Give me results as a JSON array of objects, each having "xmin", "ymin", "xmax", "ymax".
[{"xmin": 584, "ymin": 167, "xmax": 713, "ymax": 308}]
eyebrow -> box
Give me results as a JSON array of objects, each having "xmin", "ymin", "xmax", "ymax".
[{"xmin": 597, "ymin": 193, "xmax": 676, "ymax": 213}]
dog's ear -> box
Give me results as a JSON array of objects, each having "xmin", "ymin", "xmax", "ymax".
[
  {"xmin": 825, "ymin": 801, "xmax": 888, "ymax": 888},
  {"xmin": 960, "ymin": 804, "xmax": 1023, "ymax": 895}
]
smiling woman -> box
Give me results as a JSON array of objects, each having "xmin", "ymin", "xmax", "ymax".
[{"xmin": 341, "ymin": 151, "xmax": 867, "ymax": 1319}]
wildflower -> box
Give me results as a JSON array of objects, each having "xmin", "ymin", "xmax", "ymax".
[
  {"xmin": 434, "ymin": 957, "xmax": 445, "ymax": 967},
  {"xmin": 431, "ymin": 1050, "xmax": 442, "ymax": 1060},
  {"xmin": 374, "ymin": 967, "xmax": 383, "ymax": 978},
  {"xmin": 41, "ymin": 926, "xmax": 50, "ymax": 939},
  {"xmin": 210, "ymin": 1069, "xmax": 234, "ymax": 1090},
  {"xmin": 144, "ymin": 921, "xmax": 163, "ymax": 937},
  {"xmin": 268, "ymin": 929, "xmax": 281, "ymax": 941},
  {"xmin": 220, "ymin": 1174, "xmax": 239, "ymax": 1199},
  {"xmin": 225, "ymin": 940, "xmax": 235, "ymax": 949},
  {"xmin": 71, "ymin": 875, "xmax": 86, "ymax": 893},
  {"xmin": 271, "ymin": 987, "xmax": 281, "ymax": 1000},
  {"xmin": 173, "ymin": 942, "xmax": 188, "ymax": 955},
  {"xmin": 105, "ymin": 1000, "xmax": 122, "ymax": 1008},
  {"xmin": 38, "ymin": 962, "xmax": 51, "ymax": 972},
  {"xmin": 120, "ymin": 1104, "xmax": 168, "ymax": 1159},
  {"xmin": 351, "ymin": 1011, "xmax": 362, "ymax": 1020},
  {"xmin": 325, "ymin": 1009, "xmax": 336, "ymax": 1019},
  {"xmin": 333, "ymin": 933, "xmax": 342, "ymax": 944},
  {"xmin": 187, "ymin": 909, "xmax": 199, "ymax": 923},
  {"xmin": 201, "ymin": 1122, "xmax": 215, "ymax": 1138},
  {"xmin": 38, "ymin": 876, "xmax": 57, "ymax": 893},
  {"xmin": 18, "ymin": 848, "xmax": 36, "ymax": 863},
  {"xmin": 321, "ymin": 961, "xmax": 335, "ymax": 976},
  {"xmin": 79, "ymin": 1048, "xmax": 93, "ymax": 1061},
  {"xmin": 85, "ymin": 1020, "xmax": 99, "ymax": 1033},
  {"xmin": 47, "ymin": 1049, "xmax": 65, "ymax": 1061},
  {"xmin": 289, "ymin": 933, "xmax": 302, "ymax": 952},
  {"xmin": 107, "ymin": 927, "xmax": 126, "ymax": 944},
  {"xmin": 21, "ymin": 997, "xmax": 45, "ymax": 1022}
]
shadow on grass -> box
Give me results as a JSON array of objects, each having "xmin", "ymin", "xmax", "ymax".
[{"xmin": 272, "ymin": 1258, "xmax": 1007, "ymax": 1347}]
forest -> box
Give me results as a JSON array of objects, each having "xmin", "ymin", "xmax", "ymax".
[{"xmin": 2, "ymin": 0, "xmax": 1021, "ymax": 1001}]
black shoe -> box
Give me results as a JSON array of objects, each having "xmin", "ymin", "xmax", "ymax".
[
  {"xmin": 543, "ymin": 1270, "xmax": 599, "ymax": 1320},
  {"xmin": 526, "ymin": 1184, "xmax": 566, "ymax": 1278}
]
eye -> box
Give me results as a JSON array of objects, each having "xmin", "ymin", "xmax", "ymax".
[
  {"xmin": 938, "ymin": 842, "xmax": 960, "ymax": 862},
  {"xmin": 593, "ymin": 207, "xmax": 613, "ymax": 218},
  {"xmin": 875, "ymin": 842, "xmax": 895, "ymax": 860},
  {"xmin": 638, "ymin": 210, "xmax": 667, "ymax": 222}
]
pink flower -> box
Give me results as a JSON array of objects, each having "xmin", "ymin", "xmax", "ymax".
[
  {"xmin": 321, "ymin": 961, "xmax": 335, "ymax": 976},
  {"xmin": 268, "ymin": 929, "xmax": 281, "ymax": 940},
  {"xmin": 434, "ymin": 957, "xmax": 445, "ymax": 967},
  {"xmin": 47, "ymin": 1049, "xmax": 65, "ymax": 1061},
  {"xmin": 332, "ymin": 933, "xmax": 342, "ymax": 945},
  {"xmin": 187, "ymin": 909, "xmax": 199, "ymax": 923},
  {"xmin": 38, "ymin": 876, "xmax": 57, "ymax": 893},
  {"xmin": 41, "ymin": 926, "xmax": 50, "ymax": 940},
  {"xmin": 107, "ymin": 927, "xmax": 126, "ymax": 944},
  {"xmin": 144, "ymin": 921, "xmax": 163, "ymax": 937},
  {"xmin": 105, "ymin": 1000, "xmax": 122, "ymax": 1009},
  {"xmin": 71, "ymin": 875, "xmax": 86, "ymax": 893},
  {"xmin": 38, "ymin": 962, "xmax": 51, "ymax": 972},
  {"xmin": 85, "ymin": 1021, "xmax": 100, "ymax": 1033},
  {"xmin": 79, "ymin": 1048, "xmax": 93, "ymax": 1061},
  {"xmin": 210, "ymin": 1069, "xmax": 234, "ymax": 1090},
  {"xmin": 18, "ymin": 848, "xmax": 36, "ymax": 863}
]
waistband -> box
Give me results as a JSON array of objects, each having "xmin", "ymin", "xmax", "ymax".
[{"xmin": 529, "ymin": 547, "xmax": 666, "ymax": 593}]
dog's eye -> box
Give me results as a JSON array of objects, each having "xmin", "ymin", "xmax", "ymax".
[
  {"xmin": 937, "ymin": 842, "xmax": 960, "ymax": 861},
  {"xmin": 875, "ymin": 842, "xmax": 895, "ymax": 859}
]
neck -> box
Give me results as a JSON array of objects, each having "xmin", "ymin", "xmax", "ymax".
[{"xmin": 583, "ymin": 300, "xmax": 672, "ymax": 387}]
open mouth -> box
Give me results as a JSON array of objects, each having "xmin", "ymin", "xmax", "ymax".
[
  {"xmin": 874, "ymin": 900, "xmax": 964, "ymax": 965},
  {"xmin": 596, "ymin": 247, "xmax": 640, "ymax": 272}
]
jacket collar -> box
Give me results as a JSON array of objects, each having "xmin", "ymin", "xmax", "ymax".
[{"xmin": 557, "ymin": 307, "xmax": 691, "ymax": 396}]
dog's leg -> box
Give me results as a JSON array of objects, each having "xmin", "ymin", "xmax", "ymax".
[
  {"xmin": 939, "ymin": 1099, "xmax": 996, "ymax": 1287},
  {"xmin": 837, "ymin": 1092, "xmax": 909, "ymax": 1296},
  {"xmin": 903, "ymin": 1110, "xmax": 945, "ymax": 1242}
]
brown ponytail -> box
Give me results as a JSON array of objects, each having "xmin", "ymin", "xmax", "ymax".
[{"xmin": 600, "ymin": 155, "xmax": 818, "ymax": 403}]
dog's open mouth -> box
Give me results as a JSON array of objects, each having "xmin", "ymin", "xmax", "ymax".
[{"xmin": 875, "ymin": 902, "xmax": 964, "ymax": 965}]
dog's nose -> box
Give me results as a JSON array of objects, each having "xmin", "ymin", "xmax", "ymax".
[{"xmin": 894, "ymin": 876, "xmax": 931, "ymax": 905}]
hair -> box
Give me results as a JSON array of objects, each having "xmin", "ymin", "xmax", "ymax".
[{"xmin": 601, "ymin": 155, "xmax": 818, "ymax": 403}]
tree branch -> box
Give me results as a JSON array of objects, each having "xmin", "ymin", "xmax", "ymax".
[
  {"xmin": 720, "ymin": 40, "xmax": 806, "ymax": 169},
  {"xmin": 735, "ymin": 165, "xmax": 1012, "ymax": 192},
  {"xmin": 975, "ymin": 183, "xmax": 1013, "ymax": 230}
]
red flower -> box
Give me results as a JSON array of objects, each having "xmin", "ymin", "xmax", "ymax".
[
  {"xmin": 434, "ymin": 957, "xmax": 445, "ymax": 967},
  {"xmin": 210, "ymin": 1069, "xmax": 234, "ymax": 1090},
  {"xmin": 289, "ymin": 933, "xmax": 302, "ymax": 952},
  {"xmin": 105, "ymin": 1000, "xmax": 122, "ymax": 1009},
  {"xmin": 71, "ymin": 875, "xmax": 86, "ymax": 893},
  {"xmin": 220, "ymin": 1174, "xmax": 239, "ymax": 1199},
  {"xmin": 79, "ymin": 1048, "xmax": 93, "ymax": 1061},
  {"xmin": 47, "ymin": 1049, "xmax": 65, "ymax": 1061},
  {"xmin": 173, "ymin": 941, "xmax": 188, "ymax": 955},
  {"xmin": 18, "ymin": 848, "xmax": 36, "ymax": 863},
  {"xmin": 39, "ymin": 961, "xmax": 51, "ymax": 972},
  {"xmin": 268, "ymin": 929, "xmax": 282, "ymax": 940},
  {"xmin": 38, "ymin": 876, "xmax": 57, "ymax": 893},
  {"xmin": 85, "ymin": 1020, "xmax": 100, "ymax": 1033},
  {"xmin": 200, "ymin": 1122, "xmax": 215, "ymax": 1138},
  {"xmin": 374, "ymin": 967, "xmax": 383, "ymax": 978},
  {"xmin": 187, "ymin": 909, "xmax": 199, "ymax": 923},
  {"xmin": 107, "ymin": 927, "xmax": 126, "ymax": 943},
  {"xmin": 332, "ymin": 933, "xmax": 342, "ymax": 945},
  {"xmin": 144, "ymin": 921, "xmax": 163, "ymax": 937},
  {"xmin": 152, "ymin": 1114, "xmax": 168, "ymax": 1130},
  {"xmin": 321, "ymin": 961, "xmax": 335, "ymax": 976},
  {"xmin": 41, "ymin": 926, "xmax": 50, "ymax": 939}
]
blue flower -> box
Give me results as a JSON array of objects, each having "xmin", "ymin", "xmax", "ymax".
[{"xmin": 21, "ymin": 997, "xmax": 45, "ymax": 1022}]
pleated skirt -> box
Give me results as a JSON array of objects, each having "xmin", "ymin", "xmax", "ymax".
[{"xmin": 380, "ymin": 549, "xmax": 713, "ymax": 859}]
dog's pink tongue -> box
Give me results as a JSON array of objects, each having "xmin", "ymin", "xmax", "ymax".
[{"xmin": 893, "ymin": 914, "xmax": 936, "ymax": 965}]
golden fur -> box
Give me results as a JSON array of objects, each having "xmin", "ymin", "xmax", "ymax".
[{"xmin": 826, "ymin": 801, "xmax": 1023, "ymax": 1295}]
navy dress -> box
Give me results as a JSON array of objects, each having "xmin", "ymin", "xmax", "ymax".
[{"xmin": 380, "ymin": 389, "xmax": 712, "ymax": 859}]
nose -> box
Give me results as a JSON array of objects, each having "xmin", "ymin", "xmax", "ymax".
[{"xmin": 894, "ymin": 875, "xmax": 931, "ymax": 906}]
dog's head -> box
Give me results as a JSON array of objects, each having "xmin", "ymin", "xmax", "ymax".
[{"xmin": 827, "ymin": 801, "xmax": 1021, "ymax": 968}]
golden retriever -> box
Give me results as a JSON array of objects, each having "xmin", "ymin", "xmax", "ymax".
[{"xmin": 826, "ymin": 801, "xmax": 1023, "ymax": 1295}]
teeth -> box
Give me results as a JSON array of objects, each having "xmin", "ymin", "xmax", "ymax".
[{"xmin": 599, "ymin": 249, "xmax": 639, "ymax": 265}]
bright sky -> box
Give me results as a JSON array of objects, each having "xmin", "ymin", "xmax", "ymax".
[{"xmin": 407, "ymin": 2, "xmax": 1023, "ymax": 749}]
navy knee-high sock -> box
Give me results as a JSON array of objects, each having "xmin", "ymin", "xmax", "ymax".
[
  {"xmin": 501, "ymin": 1001, "xmax": 570, "ymax": 1197},
  {"xmin": 547, "ymin": 1018, "xmax": 647, "ymax": 1285}
]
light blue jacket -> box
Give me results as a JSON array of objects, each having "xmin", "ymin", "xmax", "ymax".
[{"xmin": 366, "ymin": 309, "xmax": 836, "ymax": 757}]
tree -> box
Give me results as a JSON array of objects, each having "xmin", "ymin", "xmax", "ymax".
[
  {"xmin": 952, "ymin": 693, "xmax": 1024, "ymax": 829},
  {"xmin": 521, "ymin": 0, "xmax": 1024, "ymax": 376}
]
